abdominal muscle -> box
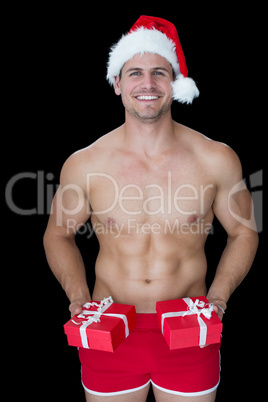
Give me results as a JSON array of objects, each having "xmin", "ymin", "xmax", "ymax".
[{"xmin": 91, "ymin": 231, "xmax": 208, "ymax": 313}]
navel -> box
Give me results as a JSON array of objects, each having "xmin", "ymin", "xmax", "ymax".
[{"xmin": 145, "ymin": 279, "xmax": 151, "ymax": 284}]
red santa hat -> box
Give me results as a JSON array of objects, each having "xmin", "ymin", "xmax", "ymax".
[{"xmin": 107, "ymin": 16, "xmax": 199, "ymax": 104}]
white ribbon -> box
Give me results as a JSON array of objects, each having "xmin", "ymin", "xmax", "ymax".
[
  {"xmin": 161, "ymin": 298, "xmax": 214, "ymax": 347},
  {"xmin": 71, "ymin": 297, "xmax": 130, "ymax": 349}
]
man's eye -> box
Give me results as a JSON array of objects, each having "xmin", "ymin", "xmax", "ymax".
[
  {"xmin": 130, "ymin": 71, "xmax": 141, "ymax": 76},
  {"xmin": 154, "ymin": 71, "xmax": 164, "ymax": 76}
]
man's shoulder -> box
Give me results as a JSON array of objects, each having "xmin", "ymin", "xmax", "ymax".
[
  {"xmin": 176, "ymin": 122, "xmax": 240, "ymax": 165},
  {"xmin": 60, "ymin": 127, "xmax": 122, "ymax": 185},
  {"xmin": 196, "ymin": 133, "xmax": 241, "ymax": 172},
  {"xmin": 175, "ymin": 123, "xmax": 242, "ymax": 184},
  {"xmin": 64, "ymin": 128, "xmax": 122, "ymax": 166}
]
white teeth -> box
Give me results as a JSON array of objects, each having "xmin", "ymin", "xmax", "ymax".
[{"xmin": 136, "ymin": 96, "xmax": 159, "ymax": 100}]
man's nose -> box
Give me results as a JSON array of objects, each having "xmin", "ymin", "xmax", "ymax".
[{"xmin": 141, "ymin": 73, "xmax": 156, "ymax": 90}]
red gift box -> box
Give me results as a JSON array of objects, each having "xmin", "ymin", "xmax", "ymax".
[
  {"xmin": 156, "ymin": 296, "xmax": 223, "ymax": 349},
  {"xmin": 64, "ymin": 297, "xmax": 136, "ymax": 352}
]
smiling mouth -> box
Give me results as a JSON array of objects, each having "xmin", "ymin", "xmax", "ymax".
[{"xmin": 135, "ymin": 95, "xmax": 160, "ymax": 100}]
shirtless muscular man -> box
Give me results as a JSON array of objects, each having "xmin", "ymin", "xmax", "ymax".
[{"xmin": 44, "ymin": 16, "xmax": 258, "ymax": 402}]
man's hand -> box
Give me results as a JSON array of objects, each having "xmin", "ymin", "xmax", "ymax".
[
  {"xmin": 206, "ymin": 293, "xmax": 227, "ymax": 322},
  {"xmin": 199, "ymin": 298, "xmax": 226, "ymax": 348},
  {"xmin": 212, "ymin": 303, "xmax": 226, "ymax": 321},
  {"xmin": 206, "ymin": 297, "xmax": 226, "ymax": 321},
  {"xmin": 69, "ymin": 297, "xmax": 91, "ymax": 318}
]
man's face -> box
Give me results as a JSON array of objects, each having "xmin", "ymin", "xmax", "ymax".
[{"xmin": 114, "ymin": 53, "xmax": 174, "ymax": 123}]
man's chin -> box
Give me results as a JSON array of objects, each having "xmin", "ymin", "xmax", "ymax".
[{"xmin": 129, "ymin": 106, "xmax": 169, "ymax": 123}]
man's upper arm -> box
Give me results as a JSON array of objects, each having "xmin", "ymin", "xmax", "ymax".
[
  {"xmin": 212, "ymin": 145, "xmax": 257, "ymax": 236},
  {"xmin": 46, "ymin": 152, "xmax": 91, "ymax": 238}
]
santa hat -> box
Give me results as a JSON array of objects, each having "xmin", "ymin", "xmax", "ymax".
[{"xmin": 107, "ymin": 16, "xmax": 199, "ymax": 104}]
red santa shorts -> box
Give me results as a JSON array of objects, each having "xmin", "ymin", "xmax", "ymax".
[{"xmin": 78, "ymin": 313, "xmax": 221, "ymax": 397}]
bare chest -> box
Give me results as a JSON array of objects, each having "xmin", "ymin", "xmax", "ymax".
[{"xmin": 87, "ymin": 156, "xmax": 216, "ymax": 233}]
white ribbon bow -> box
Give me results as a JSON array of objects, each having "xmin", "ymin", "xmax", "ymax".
[
  {"xmin": 161, "ymin": 298, "xmax": 214, "ymax": 347},
  {"xmin": 72, "ymin": 297, "xmax": 130, "ymax": 349}
]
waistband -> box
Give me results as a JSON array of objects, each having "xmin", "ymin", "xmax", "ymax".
[{"xmin": 135, "ymin": 313, "xmax": 159, "ymax": 329}]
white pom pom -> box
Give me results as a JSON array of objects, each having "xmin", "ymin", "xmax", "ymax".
[{"xmin": 171, "ymin": 75, "xmax": 199, "ymax": 104}]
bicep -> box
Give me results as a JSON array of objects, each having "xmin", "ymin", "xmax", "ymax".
[
  {"xmin": 46, "ymin": 154, "xmax": 91, "ymax": 238},
  {"xmin": 212, "ymin": 148, "xmax": 256, "ymax": 236},
  {"xmin": 48, "ymin": 184, "xmax": 91, "ymax": 237},
  {"xmin": 213, "ymin": 183, "xmax": 255, "ymax": 236}
]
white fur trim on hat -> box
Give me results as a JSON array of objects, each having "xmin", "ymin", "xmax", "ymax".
[{"xmin": 106, "ymin": 27, "xmax": 180, "ymax": 86}]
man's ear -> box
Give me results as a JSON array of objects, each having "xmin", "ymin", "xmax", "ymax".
[{"xmin": 114, "ymin": 76, "xmax": 121, "ymax": 96}]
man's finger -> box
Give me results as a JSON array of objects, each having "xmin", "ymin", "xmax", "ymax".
[{"xmin": 69, "ymin": 302, "xmax": 83, "ymax": 318}]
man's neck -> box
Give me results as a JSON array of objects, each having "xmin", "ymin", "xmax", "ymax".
[{"xmin": 122, "ymin": 111, "xmax": 176, "ymax": 157}]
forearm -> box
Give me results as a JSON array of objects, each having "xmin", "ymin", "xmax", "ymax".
[
  {"xmin": 207, "ymin": 232, "xmax": 259, "ymax": 307},
  {"xmin": 44, "ymin": 232, "xmax": 91, "ymax": 303}
]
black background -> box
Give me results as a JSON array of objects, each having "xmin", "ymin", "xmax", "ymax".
[{"xmin": 4, "ymin": 4, "xmax": 264, "ymax": 401}]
